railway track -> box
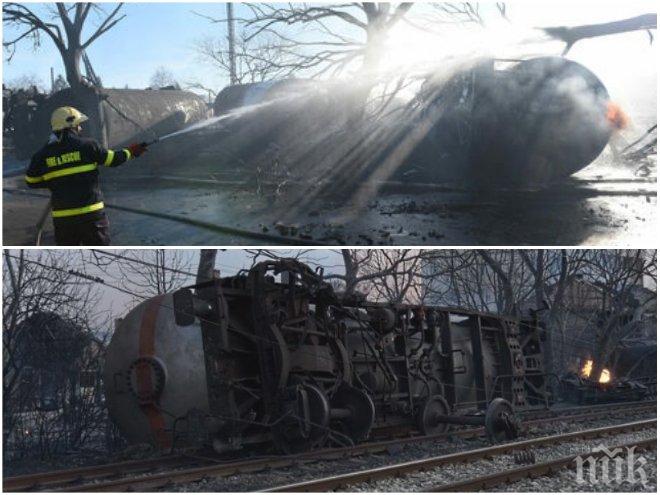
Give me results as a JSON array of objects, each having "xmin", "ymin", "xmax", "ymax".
[
  {"xmin": 369, "ymin": 400, "xmax": 657, "ymax": 440},
  {"xmin": 2, "ymin": 454, "xmax": 196, "ymax": 492},
  {"xmin": 268, "ymin": 419, "xmax": 657, "ymax": 492},
  {"xmin": 4, "ymin": 401, "xmax": 655, "ymax": 492},
  {"xmin": 431, "ymin": 437, "xmax": 656, "ymax": 491}
]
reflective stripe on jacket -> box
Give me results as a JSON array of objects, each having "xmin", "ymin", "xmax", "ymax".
[{"xmin": 25, "ymin": 131, "xmax": 133, "ymax": 218}]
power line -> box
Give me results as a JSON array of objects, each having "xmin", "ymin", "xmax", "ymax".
[
  {"xmin": 91, "ymin": 249, "xmax": 247, "ymax": 275},
  {"xmin": 4, "ymin": 252, "xmax": 147, "ymax": 299},
  {"xmin": 91, "ymin": 249, "xmax": 199, "ymax": 279}
]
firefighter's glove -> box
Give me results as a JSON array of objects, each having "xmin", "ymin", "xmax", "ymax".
[{"xmin": 127, "ymin": 142, "xmax": 148, "ymax": 158}]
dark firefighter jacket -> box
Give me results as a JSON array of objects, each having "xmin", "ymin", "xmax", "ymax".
[{"xmin": 25, "ymin": 132, "xmax": 134, "ymax": 222}]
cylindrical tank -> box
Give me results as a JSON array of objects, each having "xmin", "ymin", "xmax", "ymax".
[
  {"xmin": 14, "ymin": 87, "xmax": 209, "ymax": 158},
  {"xmin": 412, "ymin": 56, "xmax": 616, "ymax": 186},
  {"xmin": 470, "ymin": 56, "xmax": 614, "ymax": 185},
  {"xmin": 103, "ymin": 293, "xmax": 210, "ymax": 449},
  {"xmin": 213, "ymin": 79, "xmax": 319, "ymax": 116}
]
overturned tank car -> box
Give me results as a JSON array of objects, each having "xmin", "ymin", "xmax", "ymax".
[
  {"xmin": 11, "ymin": 86, "xmax": 208, "ymax": 159},
  {"xmin": 405, "ymin": 56, "xmax": 618, "ymax": 186},
  {"xmin": 213, "ymin": 79, "xmax": 322, "ymax": 116},
  {"xmin": 105, "ymin": 260, "xmax": 551, "ymax": 454}
]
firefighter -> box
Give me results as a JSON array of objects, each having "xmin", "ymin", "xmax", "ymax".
[{"xmin": 25, "ymin": 106, "xmax": 148, "ymax": 245}]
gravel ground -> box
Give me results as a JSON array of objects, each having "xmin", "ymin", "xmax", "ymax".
[
  {"xmin": 4, "ymin": 408, "xmax": 653, "ymax": 490},
  {"xmin": 348, "ymin": 429, "xmax": 656, "ymax": 492},
  {"xmin": 3, "ymin": 442, "xmax": 156, "ymax": 478},
  {"xmin": 3, "ymin": 450, "xmax": 116, "ymax": 478},
  {"xmin": 170, "ymin": 410, "xmax": 656, "ymax": 492},
  {"xmin": 495, "ymin": 449, "xmax": 657, "ymax": 492}
]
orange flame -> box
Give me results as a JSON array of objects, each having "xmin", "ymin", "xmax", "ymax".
[
  {"xmin": 581, "ymin": 359, "xmax": 593, "ymax": 378},
  {"xmin": 606, "ymin": 101, "xmax": 629, "ymax": 130},
  {"xmin": 599, "ymin": 369, "xmax": 611, "ymax": 384}
]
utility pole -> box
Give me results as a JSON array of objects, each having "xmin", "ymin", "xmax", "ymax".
[
  {"xmin": 50, "ymin": 67, "xmax": 55, "ymax": 94},
  {"xmin": 197, "ymin": 249, "xmax": 218, "ymax": 286},
  {"xmin": 227, "ymin": 2, "xmax": 237, "ymax": 85}
]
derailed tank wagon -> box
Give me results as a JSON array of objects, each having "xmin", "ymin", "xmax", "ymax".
[
  {"xmin": 104, "ymin": 260, "xmax": 551, "ymax": 454},
  {"xmin": 404, "ymin": 56, "xmax": 618, "ymax": 186},
  {"xmin": 201, "ymin": 57, "xmax": 619, "ymax": 188}
]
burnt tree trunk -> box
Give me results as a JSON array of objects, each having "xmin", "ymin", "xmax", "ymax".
[
  {"xmin": 543, "ymin": 13, "xmax": 657, "ymax": 54},
  {"xmin": 61, "ymin": 46, "xmax": 84, "ymax": 91}
]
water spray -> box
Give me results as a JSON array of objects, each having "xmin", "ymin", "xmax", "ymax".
[
  {"xmin": 137, "ymin": 93, "xmax": 305, "ymax": 148},
  {"xmin": 135, "ymin": 112, "xmax": 240, "ymax": 149}
]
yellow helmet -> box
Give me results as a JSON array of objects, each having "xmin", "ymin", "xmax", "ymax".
[{"xmin": 51, "ymin": 106, "xmax": 88, "ymax": 131}]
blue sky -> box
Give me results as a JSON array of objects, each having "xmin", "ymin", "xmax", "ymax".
[{"xmin": 3, "ymin": 3, "xmax": 252, "ymax": 90}]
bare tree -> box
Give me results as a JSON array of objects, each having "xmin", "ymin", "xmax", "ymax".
[
  {"xmin": 350, "ymin": 249, "xmax": 426, "ymax": 303},
  {"xmin": 183, "ymin": 81, "xmax": 217, "ymax": 104},
  {"xmin": 394, "ymin": 2, "xmax": 509, "ymax": 40},
  {"xmin": 420, "ymin": 249, "xmax": 656, "ymax": 379},
  {"xmin": 83, "ymin": 250, "xmax": 195, "ymax": 304},
  {"xmin": 3, "ymin": 250, "xmax": 110, "ymax": 458},
  {"xmin": 577, "ymin": 250, "xmax": 657, "ymax": 378},
  {"xmin": 149, "ymin": 66, "xmax": 180, "ymax": 89},
  {"xmin": 422, "ymin": 250, "xmax": 533, "ymax": 315},
  {"xmin": 4, "ymin": 73, "xmax": 46, "ymax": 92},
  {"xmin": 240, "ymin": 249, "xmax": 425, "ymax": 303},
  {"xmin": 194, "ymin": 31, "xmax": 286, "ymax": 84},
  {"xmin": 321, "ymin": 249, "xmax": 428, "ymax": 302},
  {"xmin": 3, "ymin": 3, "xmax": 126, "ymax": 90},
  {"xmin": 196, "ymin": 3, "xmax": 414, "ymax": 81}
]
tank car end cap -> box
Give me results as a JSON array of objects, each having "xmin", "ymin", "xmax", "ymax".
[{"xmin": 126, "ymin": 356, "xmax": 167, "ymax": 405}]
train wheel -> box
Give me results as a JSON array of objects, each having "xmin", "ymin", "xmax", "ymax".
[
  {"xmin": 330, "ymin": 383, "xmax": 375, "ymax": 443},
  {"xmin": 417, "ymin": 395, "xmax": 450, "ymax": 435},
  {"xmin": 272, "ymin": 383, "xmax": 330, "ymax": 454},
  {"xmin": 485, "ymin": 397, "xmax": 520, "ymax": 444}
]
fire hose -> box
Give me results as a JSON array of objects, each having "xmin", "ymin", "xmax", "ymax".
[
  {"xmin": 8, "ymin": 188, "xmax": 321, "ymax": 246},
  {"xmin": 34, "ymin": 200, "xmax": 51, "ymax": 246}
]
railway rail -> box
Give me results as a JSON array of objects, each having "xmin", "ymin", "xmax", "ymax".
[
  {"xmin": 4, "ymin": 401, "xmax": 655, "ymax": 492},
  {"xmin": 431, "ymin": 437, "xmax": 656, "ymax": 492},
  {"xmin": 268, "ymin": 418, "xmax": 657, "ymax": 492},
  {"xmin": 369, "ymin": 400, "xmax": 656, "ymax": 440}
]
